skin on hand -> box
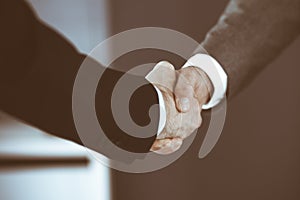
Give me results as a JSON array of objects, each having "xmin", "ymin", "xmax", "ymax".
[
  {"xmin": 174, "ymin": 66, "xmax": 213, "ymax": 113},
  {"xmin": 150, "ymin": 138, "xmax": 182, "ymax": 155},
  {"xmin": 154, "ymin": 84, "xmax": 202, "ymax": 140},
  {"xmin": 146, "ymin": 62, "xmax": 211, "ymax": 155}
]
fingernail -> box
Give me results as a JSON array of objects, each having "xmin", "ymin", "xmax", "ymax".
[{"xmin": 178, "ymin": 97, "xmax": 190, "ymax": 112}]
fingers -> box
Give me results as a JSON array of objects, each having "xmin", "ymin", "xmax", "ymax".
[
  {"xmin": 174, "ymin": 70, "xmax": 194, "ymax": 112},
  {"xmin": 150, "ymin": 138, "xmax": 183, "ymax": 155}
]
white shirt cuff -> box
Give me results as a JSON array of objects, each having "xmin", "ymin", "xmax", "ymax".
[
  {"xmin": 182, "ymin": 54, "xmax": 228, "ymax": 109},
  {"xmin": 153, "ymin": 86, "xmax": 166, "ymax": 136}
]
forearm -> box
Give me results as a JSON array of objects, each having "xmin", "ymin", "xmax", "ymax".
[
  {"xmin": 0, "ymin": 14, "xmax": 87, "ymax": 144},
  {"xmin": 0, "ymin": 22, "xmax": 158, "ymax": 154},
  {"xmin": 0, "ymin": 0, "xmax": 159, "ymax": 155},
  {"xmin": 200, "ymin": 0, "xmax": 300, "ymax": 97}
]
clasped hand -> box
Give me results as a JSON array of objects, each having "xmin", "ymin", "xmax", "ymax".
[{"xmin": 146, "ymin": 61, "xmax": 213, "ymax": 154}]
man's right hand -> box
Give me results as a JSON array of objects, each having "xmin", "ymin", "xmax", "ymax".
[{"xmin": 146, "ymin": 62, "xmax": 206, "ymax": 154}]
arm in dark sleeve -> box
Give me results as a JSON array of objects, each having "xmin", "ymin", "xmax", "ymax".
[
  {"xmin": 0, "ymin": 0, "xmax": 158, "ymax": 155},
  {"xmin": 200, "ymin": 0, "xmax": 300, "ymax": 96}
]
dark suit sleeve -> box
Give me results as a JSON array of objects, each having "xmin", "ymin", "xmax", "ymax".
[
  {"xmin": 200, "ymin": 0, "xmax": 300, "ymax": 96},
  {"xmin": 0, "ymin": 0, "xmax": 158, "ymax": 156}
]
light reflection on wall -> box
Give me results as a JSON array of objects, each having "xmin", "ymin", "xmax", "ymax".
[
  {"xmin": 0, "ymin": 111, "xmax": 110, "ymax": 200},
  {"xmin": 0, "ymin": 0, "xmax": 111, "ymax": 199}
]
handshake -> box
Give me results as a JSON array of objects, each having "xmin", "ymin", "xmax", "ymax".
[{"xmin": 146, "ymin": 61, "xmax": 213, "ymax": 155}]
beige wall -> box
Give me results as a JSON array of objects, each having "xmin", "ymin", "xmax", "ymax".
[{"xmin": 109, "ymin": 1, "xmax": 300, "ymax": 200}]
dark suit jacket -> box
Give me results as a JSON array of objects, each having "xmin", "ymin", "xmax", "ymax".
[
  {"xmin": 201, "ymin": 0, "xmax": 300, "ymax": 96},
  {"xmin": 0, "ymin": 0, "xmax": 160, "ymax": 157}
]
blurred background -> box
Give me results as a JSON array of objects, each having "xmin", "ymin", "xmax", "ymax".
[
  {"xmin": 0, "ymin": 1, "xmax": 110, "ymax": 200},
  {"xmin": 1, "ymin": 0, "xmax": 300, "ymax": 200}
]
